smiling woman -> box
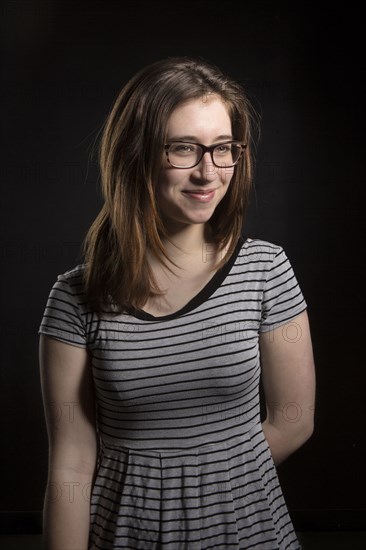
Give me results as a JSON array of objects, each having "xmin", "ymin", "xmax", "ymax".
[
  {"xmin": 77, "ymin": 57, "xmax": 256, "ymax": 317},
  {"xmin": 38, "ymin": 57, "xmax": 315, "ymax": 550}
]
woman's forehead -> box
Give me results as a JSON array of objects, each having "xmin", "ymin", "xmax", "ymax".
[{"xmin": 166, "ymin": 97, "xmax": 232, "ymax": 138}]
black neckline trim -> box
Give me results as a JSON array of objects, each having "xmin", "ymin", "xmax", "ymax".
[{"xmin": 131, "ymin": 235, "xmax": 246, "ymax": 322}]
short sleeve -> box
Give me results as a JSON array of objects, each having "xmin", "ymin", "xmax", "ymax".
[
  {"xmin": 38, "ymin": 273, "xmax": 87, "ymax": 348},
  {"xmin": 259, "ymin": 246, "xmax": 307, "ymax": 332}
]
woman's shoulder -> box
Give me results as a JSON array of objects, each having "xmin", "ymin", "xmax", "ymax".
[
  {"xmin": 51, "ymin": 264, "xmax": 88, "ymax": 303},
  {"xmin": 239, "ymin": 236, "xmax": 285, "ymax": 258},
  {"xmin": 57, "ymin": 263, "xmax": 86, "ymax": 283}
]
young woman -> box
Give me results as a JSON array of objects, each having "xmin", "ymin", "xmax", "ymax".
[{"xmin": 39, "ymin": 57, "xmax": 315, "ymax": 549}]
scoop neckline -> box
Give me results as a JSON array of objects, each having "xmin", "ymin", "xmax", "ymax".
[{"xmin": 130, "ymin": 235, "xmax": 246, "ymax": 322}]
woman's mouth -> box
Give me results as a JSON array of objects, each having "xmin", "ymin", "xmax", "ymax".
[{"xmin": 182, "ymin": 189, "xmax": 216, "ymax": 203}]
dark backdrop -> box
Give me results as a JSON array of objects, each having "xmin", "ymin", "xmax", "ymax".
[{"xmin": 1, "ymin": 0, "xmax": 365, "ymax": 534}]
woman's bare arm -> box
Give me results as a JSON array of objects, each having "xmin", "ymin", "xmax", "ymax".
[
  {"xmin": 260, "ymin": 309, "xmax": 316, "ymax": 466},
  {"xmin": 39, "ymin": 334, "xmax": 98, "ymax": 550}
]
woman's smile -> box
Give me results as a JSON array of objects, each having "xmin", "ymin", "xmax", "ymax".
[{"xmin": 181, "ymin": 188, "xmax": 217, "ymax": 202}]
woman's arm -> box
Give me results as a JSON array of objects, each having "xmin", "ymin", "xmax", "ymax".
[
  {"xmin": 39, "ymin": 335, "xmax": 98, "ymax": 550},
  {"xmin": 259, "ymin": 309, "xmax": 316, "ymax": 466}
]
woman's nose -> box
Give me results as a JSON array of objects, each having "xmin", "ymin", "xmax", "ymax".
[{"xmin": 192, "ymin": 151, "xmax": 217, "ymax": 180}]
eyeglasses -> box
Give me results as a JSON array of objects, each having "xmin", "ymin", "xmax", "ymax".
[{"xmin": 164, "ymin": 140, "xmax": 247, "ymax": 169}]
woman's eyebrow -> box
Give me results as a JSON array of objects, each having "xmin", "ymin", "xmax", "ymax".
[{"xmin": 167, "ymin": 134, "xmax": 234, "ymax": 141}]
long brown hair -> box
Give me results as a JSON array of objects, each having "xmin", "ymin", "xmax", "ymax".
[{"xmin": 81, "ymin": 56, "xmax": 259, "ymax": 314}]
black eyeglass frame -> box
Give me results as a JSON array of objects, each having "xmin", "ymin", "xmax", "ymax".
[{"xmin": 164, "ymin": 140, "xmax": 247, "ymax": 169}]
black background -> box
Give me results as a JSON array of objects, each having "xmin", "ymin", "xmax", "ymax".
[{"xmin": 1, "ymin": 0, "xmax": 365, "ymax": 532}]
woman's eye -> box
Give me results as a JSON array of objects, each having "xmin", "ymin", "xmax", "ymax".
[
  {"xmin": 216, "ymin": 145, "xmax": 230, "ymax": 154},
  {"xmin": 171, "ymin": 144, "xmax": 195, "ymax": 154}
]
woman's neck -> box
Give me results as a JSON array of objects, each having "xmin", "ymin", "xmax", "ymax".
[{"xmin": 160, "ymin": 222, "xmax": 214, "ymax": 261}]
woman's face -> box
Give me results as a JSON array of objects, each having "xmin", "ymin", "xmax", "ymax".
[{"xmin": 156, "ymin": 96, "xmax": 235, "ymax": 232}]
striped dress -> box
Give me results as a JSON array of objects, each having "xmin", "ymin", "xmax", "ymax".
[{"xmin": 38, "ymin": 236, "xmax": 307, "ymax": 549}]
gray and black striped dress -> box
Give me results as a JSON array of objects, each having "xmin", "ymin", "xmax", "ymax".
[{"xmin": 38, "ymin": 237, "xmax": 307, "ymax": 549}]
